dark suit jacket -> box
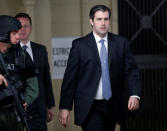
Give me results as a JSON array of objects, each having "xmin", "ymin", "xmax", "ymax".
[
  {"xmin": 59, "ymin": 32, "xmax": 141, "ymax": 125},
  {"xmin": 26, "ymin": 42, "xmax": 55, "ymax": 129}
]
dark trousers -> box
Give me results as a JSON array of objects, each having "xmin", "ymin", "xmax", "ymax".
[
  {"xmin": 27, "ymin": 104, "xmax": 47, "ymax": 131},
  {"xmin": 81, "ymin": 100, "xmax": 116, "ymax": 131}
]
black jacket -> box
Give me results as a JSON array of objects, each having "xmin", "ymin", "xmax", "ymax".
[{"xmin": 25, "ymin": 42, "xmax": 55, "ymax": 130}]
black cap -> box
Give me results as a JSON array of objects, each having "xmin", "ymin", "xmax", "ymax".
[{"xmin": 0, "ymin": 15, "xmax": 22, "ymax": 43}]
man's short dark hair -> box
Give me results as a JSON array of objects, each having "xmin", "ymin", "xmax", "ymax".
[
  {"xmin": 89, "ymin": 5, "xmax": 111, "ymax": 20},
  {"xmin": 15, "ymin": 13, "xmax": 32, "ymax": 25}
]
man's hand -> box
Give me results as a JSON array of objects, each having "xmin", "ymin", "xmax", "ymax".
[
  {"xmin": 23, "ymin": 102, "xmax": 27, "ymax": 110},
  {"xmin": 58, "ymin": 109, "xmax": 71, "ymax": 127},
  {"xmin": 128, "ymin": 97, "xmax": 140, "ymax": 111},
  {"xmin": 47, "ymin": 108, "xmax": 54, "ymax": 122},
  {"xmin": 0, "ymin": 74, "xmax": 8, "ymax": 86}
]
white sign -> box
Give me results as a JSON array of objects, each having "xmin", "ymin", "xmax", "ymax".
[{"xmin": 52, "ymin": 37, "xmax": 78, "ymax": 79}]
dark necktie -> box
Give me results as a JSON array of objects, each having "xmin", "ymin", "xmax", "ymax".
[
  {"xmin": 22, "ymin": 45, "xmax": 28, "ymax": 52},
  {"xmin": 99, "ymin": 39, "xmax": 112, "ymax": 100}
]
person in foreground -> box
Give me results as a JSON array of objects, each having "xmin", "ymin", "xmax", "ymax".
[
  {"xmin": 0, "ymin": 15, "xmax": 38, "ymax": 131},
  {"xmin": 59, "ymin": 4, "xmax": 142, "ymax": 131},
  {"xmin": 15, "ymin": 13, "xmax": 55, "ymax": 131}
]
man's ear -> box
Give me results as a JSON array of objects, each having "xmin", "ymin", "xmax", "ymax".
[{"xmin": 89, "ymin": 19, "xmax": 93, "ymax": 26}]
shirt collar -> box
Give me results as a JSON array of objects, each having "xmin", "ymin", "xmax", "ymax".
[
  {"xmin": 93, "ymin": 32, "xmax": 108, "ymax": 44},
  {"xmin": 20, "ymin": 40, "xmax": 31, "ymax": 49}
]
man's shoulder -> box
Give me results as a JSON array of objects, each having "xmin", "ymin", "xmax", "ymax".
[
  {"xmin": 108, "ymin": 32, "xmax": 128, "ymax": 41},
  {"xmin": 73, "ymin": 32, "xmax": 92, "ymax": 43},
  {"xmin": 108, "ymin": 33, "xmax": 129, "ymax": 49},
  {"xmin": 30, "ymin": 41, "xmax": 46, "ymax": 50}
]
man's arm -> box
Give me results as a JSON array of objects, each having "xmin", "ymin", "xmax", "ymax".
[
  {"xmin": 24, "ymin": 76, "xmax": 38, "ymax": 105},
  {"xmin": 21, "ymin": 49, "xmax": 39, "ymax": 106},
  {"xmin": 59, "ymin": 40, "xmax": 80, "ymax": 110},
  {"xmin": 123, "ymin": 38, "xmax": 142, "ymax": 111},
  {"xmin": 43, "ymin": 46, "xmax": 55, "ymax": 106},
  {"xmin": 42, "ymin": 46, "xmax": 55, "ymax": 122},
  {"xmin": 59, "ymin": 39, "xmax": 80, "ymax": 127}
]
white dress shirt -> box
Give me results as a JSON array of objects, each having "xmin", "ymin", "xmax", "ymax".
[{"xmin": 93, "ymin": 33, "xmax": 108, "ymax": 100}]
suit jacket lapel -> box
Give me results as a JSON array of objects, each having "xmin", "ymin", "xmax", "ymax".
[
  {"xmin": 30, "ymin": 42, "xmax": 38, "ymax": 65},
  {"xmin": 87, "ymin": 32, "xmax": 101, "ymax": 64},
  {"xmin": 108, "ymin": 33, "xmax": 116, "ymax": 67}
]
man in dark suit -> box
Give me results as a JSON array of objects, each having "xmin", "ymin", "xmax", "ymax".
[
  {"xmin": 59, "ymin": 5, "xmax": 141, "ymax": 131},
  {"xmin": 15, "ymin": 13, "xmax": 55, "ymax": 131}
]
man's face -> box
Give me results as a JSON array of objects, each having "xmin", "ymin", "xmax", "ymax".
[
  {"xmin": 90, "ymin": 11, "xmax": 110, "ymax": 38},
  {"xmin": 17, "ymin": 17, "xmax": 32, "ymax": 42},
  {"xmin": 10, "ymin": 31, "xmax": 20, "ymax": 44}
]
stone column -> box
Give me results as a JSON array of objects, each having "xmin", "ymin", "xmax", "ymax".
[
  {"xmin": 22, "ymin": 0, "xmax": 36, "ymax": 41},
  {"xmin": 111, "ymin": 0, "xmax": 119, "ymax": 34}
]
